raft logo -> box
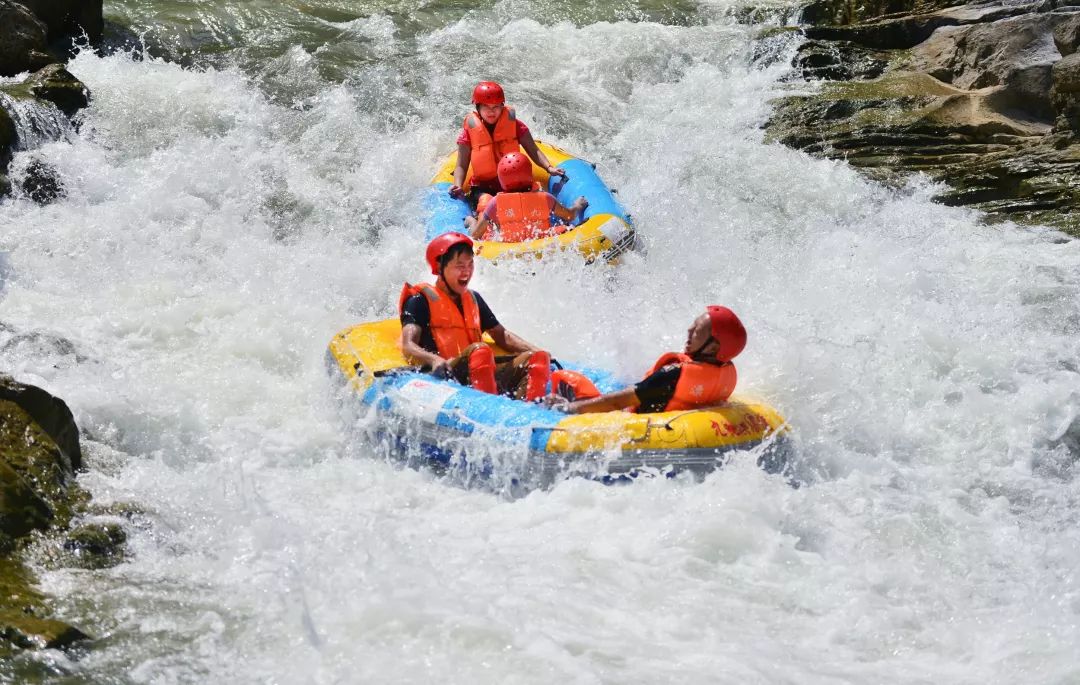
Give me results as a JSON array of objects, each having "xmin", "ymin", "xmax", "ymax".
[
  {"xmin": 690, "ymin": 384, "xmax": 705, "ymax": 397},
  {"xmin": 710, "ymin": 414, "xmax": 770, "ymax": 437}
]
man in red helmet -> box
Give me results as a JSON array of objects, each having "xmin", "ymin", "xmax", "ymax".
[
  {"xmin": 449, "ymin": 81, "xmax": 567, "ymax": 203},
  {"xmin": 399, "ymin": 232, "xmax": 552, "ymax": 400},
  {"xmin": 465, "ymin": 152, "xmax": 588, "ymax": 242},
  {"xmin": 544, "ymin": 307, "xmax": 747, "ymax": 414}
]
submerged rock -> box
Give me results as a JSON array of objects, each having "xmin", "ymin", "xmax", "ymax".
[
  {"xmin": 62, "ymin": 521, "xmax": 126, "ymax": 569},
  {"xmin": 19, "ymin": 158, "xmax": 65, "ymax": 204},
  {"xmin": 766, "ymin": 0, "xmax": 1080, "ymax": 234}
]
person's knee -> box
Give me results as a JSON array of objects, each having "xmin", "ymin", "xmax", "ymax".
[
  {"xmin": 523, "ymin": 350, "xmax": 551, "ymax": 401},
  {"xmin": 467, "ymin": 345, "xmax": 496, "ymax": 394}
]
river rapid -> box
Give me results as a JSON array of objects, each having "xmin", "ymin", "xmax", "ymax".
[{"xmin": 1, "ymin": 0, "xmax": 1079, "ymax": 682}]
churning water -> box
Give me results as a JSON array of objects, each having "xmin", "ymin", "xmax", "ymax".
[{"xmin": 1, "ymin": 0, "xmax": 1079, "ymax": 681}]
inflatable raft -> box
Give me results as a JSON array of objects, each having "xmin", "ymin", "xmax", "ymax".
[
  {"xmin": 327, "ymin": 319, "xmax": 792, "ymax": 491},
  {"xmin": 423, "ymin": 141, "xmax": 636, "ymax": 264}
]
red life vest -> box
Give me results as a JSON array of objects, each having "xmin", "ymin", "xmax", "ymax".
[
  {"xmin": 638, "ymin": 352, "xmax": 737, "ymax": 412},
  {"xmin": 488, "ymin": 190, "xmax": 560, "ymax": 242},
  {"xmin": 398, "ymin": 281, "xmax": 482, "ymax": 358},
  {"xmin": 464, "ymin": 107, "xmax": 520, "ymax": 186}
]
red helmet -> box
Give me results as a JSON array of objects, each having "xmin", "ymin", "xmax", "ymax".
[
  {"xmin": 706, "ymin": 306, "xmax": 746, "ymax": 362},
  {"xmin": 472, "ymin": 81, "xmax": 505, "ymax": 106},
  {"xmin": 497, "ymin": 152, "xmax": 533, "ymax": 191},
  {"xmin": 426, "ymin": 232, "xmax": 474, "ymax": 275}
]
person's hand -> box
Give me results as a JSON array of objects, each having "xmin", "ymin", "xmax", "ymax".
[
  {"xmin": 449, "ymin": 185, "xmax": 465, "ymax": 199},
  {"xmin": 572, "ymin": 196, "xmax": 589, "ymax": 212},
  {"xmin": 541, "ymin": 394, "xmax": 571, "ymax": 411},
  {"xmin": 430, "ymin": 358, "xmax": 452, "ymax": 378},
  {"xmin": 547, "ymin": 166, "xmax": 568, "ymax": 179}
]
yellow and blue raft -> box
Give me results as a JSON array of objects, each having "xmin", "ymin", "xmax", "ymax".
[
  {"xmin": 424, "ymin": 141, "xmax": 637, "ymax": 264},
  {"xmin": 327, "ymin": 319, "xmax": 792, "ymax": 490}
]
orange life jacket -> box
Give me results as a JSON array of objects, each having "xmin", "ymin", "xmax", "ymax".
[
  {"xmin": 487, "ymin": 190, "xmax": 560, "ymax": 242},
  {"xmin": 465, "ymin": 107, "xmax": 520, "ymax": 186},
  {"xmin": 398, "ymin": 281, "xmax": 482, "ymax": 359},
  {"xmin": 637, "ymin": 352, "xmax": 737, "ymax": 412}
]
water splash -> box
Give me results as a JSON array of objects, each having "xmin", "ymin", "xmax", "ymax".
[
  {"xmin": 0, "ymin": 91, "xmax": 75, "ymax": 151},
  {"xmin": 1, "ymin": 1, "xmax": 1079, "ymax": 682}
]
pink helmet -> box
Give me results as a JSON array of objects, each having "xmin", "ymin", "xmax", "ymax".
[
  {"xmin": 472, "ymin": 81, "xmax": 505, "ymax": 106},
  {"xmin": 496, "ymin": 152, "xmax": 533, "ymax": 191},
  {"xmin": 706, "ymin": 306, "xmax": 747, "ymax": 362},
  {"xmin": 426, "ymin": 232, "xmax": 474, "ymax": 275}
]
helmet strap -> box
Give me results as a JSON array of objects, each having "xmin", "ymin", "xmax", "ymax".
[{"xmin": 688, "ymin": 336, "xmax": 719, "ymax": 362}]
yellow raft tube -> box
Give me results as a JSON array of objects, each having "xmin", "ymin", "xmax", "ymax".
[
  {"xmin": 327, "ymin": 319, "xmax": 793, "ymax": 490},
  {"xmin": 424, "ymin": 141, "xmax": 637, "ymax": 264}
]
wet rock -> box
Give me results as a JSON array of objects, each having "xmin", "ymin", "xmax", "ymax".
[
  {"xmin": 1053, "ymin": 14, "xmax": 1080, "ymax": 56},
  {"xmin": 0, "ymin": 612, "xmax": 89, "ymax": 650},
  {"xmin": 766, "ymin": 0, "xmax": 1080, "ymax": 233},
  {"xmin": 793, "ymin": 39, "xmax": 890, "ymax": 81},
  {"xmin": 0, "ymin": 103, "xmax": 14, "ymax": 170},
  {"xmin": 24, "ymin": 63, "xmax": 89, "ymax": 116},
  {"xmin": 0, "ymin": 1, "xmax": 55, "ymax": 77},
  {"xmin": 0, "ymin": 329, "xmax": 86, "ymax": 367},
  {"xmin": 19, "ymin": 158, "xmax": 65, "ymax": 204},
  {"xmin": 0, "ymin": 399, "xmax": 74, "ymax": 531},
  {"xmin": 17, "ymin": 0, "xmax": 104, "ymax": 46},
  {"xmin": 0, "ymin": 555, "xmax": 87, "ymax": 650},
  {"xmin": 1051, "ymin": 53, "xmax": 1080, "ymax": 133},
  {"xmin": 0, "ymin": 374, "xmax": 82, "ymax": 474},
  {"xmin": 62, "ymin": 521, "xmax": 126, "ymax": 569},
  {"xmin": 905, "ymin": 14, "xmax": 1064, "ymax": 120},
  {"xmin": 800, "ymin": 0, "xmax": 966, "ymax": 27},
  {"xmin": 0, "ymin": 459, "xmax": 53, "ymax": 543},
  {"xmin": 0, "ymin": 379, "xmax": 92, "ymax": 651}
]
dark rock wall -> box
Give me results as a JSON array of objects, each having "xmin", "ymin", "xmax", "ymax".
[{"xmin": 767, "ymin": 0, "xmax": 1080, "ymax": 233}]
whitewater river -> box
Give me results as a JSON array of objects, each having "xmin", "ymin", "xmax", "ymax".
[{"xmin": 2, "ymin": 0, "xmax": 1079, "ymax": 681}]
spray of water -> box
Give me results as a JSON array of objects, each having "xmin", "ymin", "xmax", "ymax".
[{"xmin": 1, "ymin": 0, "xmax": 1079, "ymax": 681}]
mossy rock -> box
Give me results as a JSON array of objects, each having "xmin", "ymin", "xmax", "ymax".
[
  {"xmin": 24, "ymin": 63, "xmax": 89, "ymax": 117},
  {"xmin": 0, "ymin": 459, "xmax": 53, "ymax": 541},
  {"xmin": 0, "ymin": 555, "xmax": 87, "ymax": 653},
  {"xmin": 0, "ymin": 611, "xmax": 88, "ymax": 650},
  {"xmin": 62, "ymin": 521, "xmax": 126, "ymax": 569},
  {"xmin": 0, "ymin": 400, "xmax": 77, "ymax": 525},
  {"xmin": 0, "ymin": 374, "xmax": 82, "ymax": 473}
]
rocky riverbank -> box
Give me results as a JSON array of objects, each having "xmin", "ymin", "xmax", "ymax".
[
  {"xmin": 765, "ymin": 0, "xmax": 1080, "ymax": 235},
  {"xmin": 0, "ymin": 373, "xmax": 130, "ymax": 654}
]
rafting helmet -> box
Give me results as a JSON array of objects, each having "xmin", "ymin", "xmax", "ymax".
[
  {"xmin": 706, "ymin": 306, "xmax": 747, "ymax": 362},
  {"xmin": 426, "ymin": 232, "xmax": 474, "ymax": 275},
  {"xmin": 497, "ymin": 152, "xmax": 533, "ymax": 191},
  {"xmin": 472, "ymin": 81, "xmax": 505, "ymax": 106}
]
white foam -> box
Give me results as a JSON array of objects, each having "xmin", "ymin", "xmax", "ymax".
[{"xmin": 2, "ymin": 6, "xmax": 1079, "ymax": 683}]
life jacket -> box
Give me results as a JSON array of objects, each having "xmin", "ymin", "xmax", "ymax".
[
  {"xmin": 637, "ymin": 352, "xmax": 737, "ymax": 412},
  {"xmin": 398, "ymin": 281, "xmax": 482, "ymax": 358},
  {"xmin": 465, "ymin": 107, "xmax": 520, "ymax": 186},
  {"xmin": 485, "ymin": 190, "xmax": 563, "ymax": 242}
]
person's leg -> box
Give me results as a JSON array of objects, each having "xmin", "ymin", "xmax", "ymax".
[
  {"xmin": 495, "ymin": 350, "xmax": 551, "ymax": 400},
  {"xmin": 447, "ymin": 343, "xmax": 497, "ymax": 394}
]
